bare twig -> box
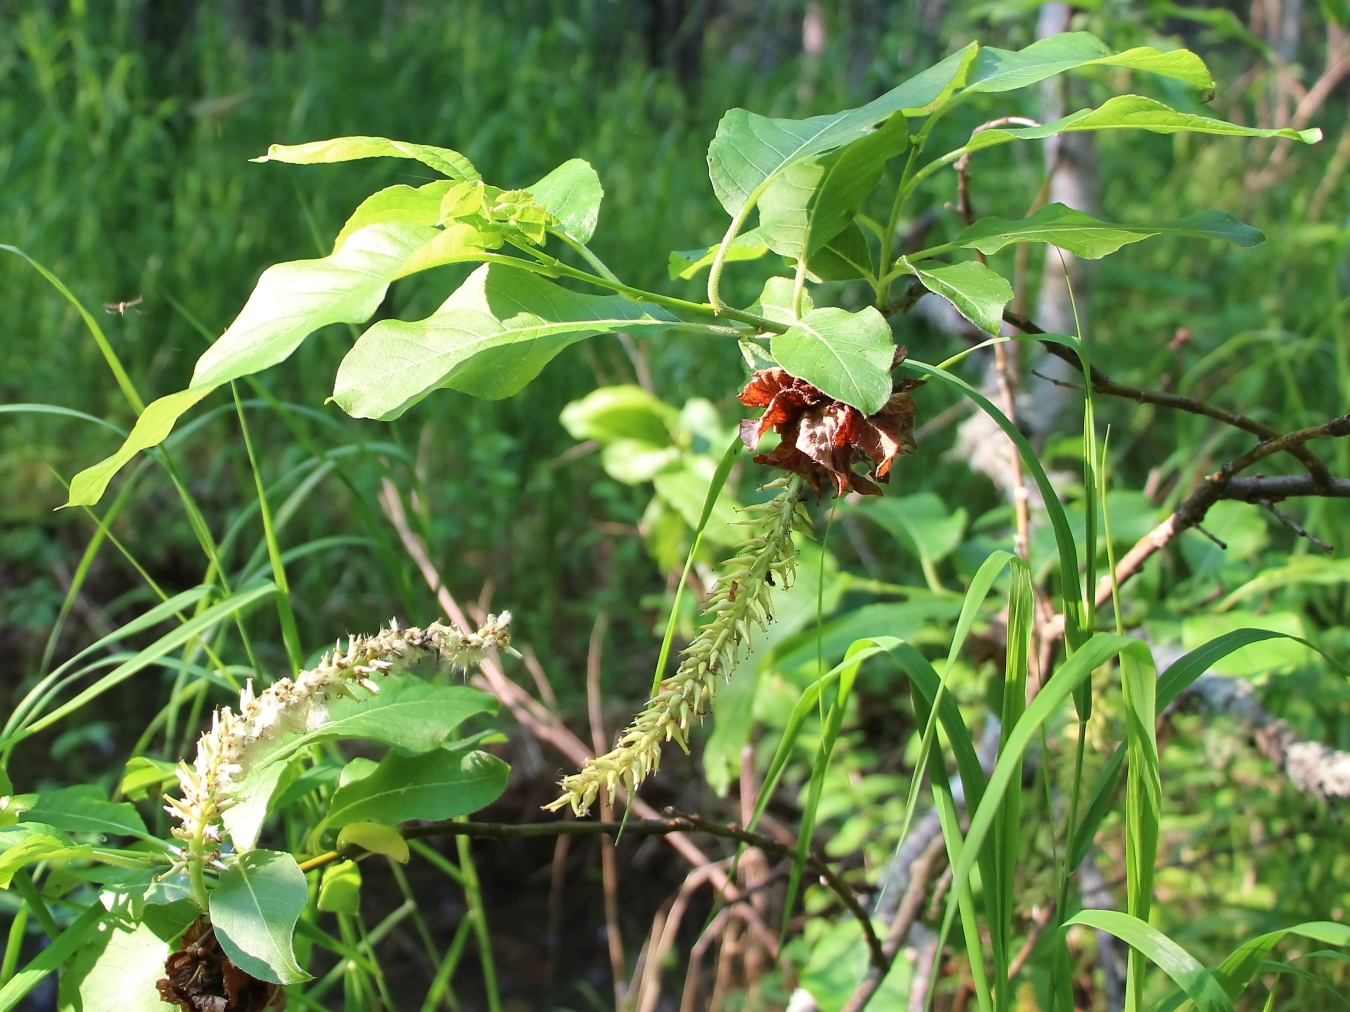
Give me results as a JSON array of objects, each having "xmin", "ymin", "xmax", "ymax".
[{"xmin": 585, "ymin": 610, "xmax": 626, "ymax": 1009}]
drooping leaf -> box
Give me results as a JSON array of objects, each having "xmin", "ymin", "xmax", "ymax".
[
  {"xmin": 953, "ymin": 203, "xmax": 1264, "ymax": 258},
  {"xmin": 332, "ymin": 181, "xmax": 453, "ymax": 251},
  {"xmin": 252, "ymin": 135, "xmax": 480, "ymax": 181},
  {"xmin": 26, "ymin": 785, "xmax": 148, "ymax": 840},
  {"xmin": 333, "ymin": 263, "xmax": 677, "ymax": 417},
  {"xmin": 708, "ymin": 43, "xmax": 978, "ymax": 220},
  {"xmin": 769, "ymin": 306, "xmax": 895, "ymax": 415},
  {"xmin": 337, "ymin": 822, "xmax": 410, "ymax": 863},
  {"xmin": 317, "ymin": 860, "xmax": 362, "ymax": 915},
  {"xmin": 896, "ymin": 258, "xmax": 1012, "ymax": 335},
  {"xmin": 209, "ymin": 849, "xmax": 312, "ymax": 986},
  {"xmin": 527, "ymin": 158, "xmax": 603, "ymax": 242},
  {"xmin": 324, "ymin": 747, "xmax": 509, "ymax": 829},
  {"xmin": 966, "ymin": 32, "xmax": 1214, "ymax": 96},
  {"xmin": 758, "ymin": 114, "xmax": 908, "ymax": 260},
  {"xmin": 0, "ymin": 823, "xmax": 91, "ymax": 888},
  {"xmin": 65, "ymin": 222, "xmax": 441, "ymax": 507},
  {"xmin": 965, "ymin": 95, "xmax": 1321, "ymax": 153}
]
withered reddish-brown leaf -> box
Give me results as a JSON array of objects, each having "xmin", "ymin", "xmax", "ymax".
[
  {"xmin": 157, "ymin": 919, "xmax": 280, "ymax": 1012},
  {"xmin": 737, "ymin": 352, "xmax": 921, "ymax": 498}
]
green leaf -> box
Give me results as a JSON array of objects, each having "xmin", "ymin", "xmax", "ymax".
[
  {"xmin": 0, "ymin": 824, "xmax": 91, "ymax": 888},
  {"xmin": 26, "ymin": 785, "xmax": 148, "ymax": 840},
  {"xmin": 749, "ymin": 276, "xmax": 814, "ymax": 326},
  {"xmin": 332, "ymin": 181, "xmax": 453, "ymax": 251},
  {"xmin": 560, "ymin": 385, "xmax": 677, "ymax": 447},
  {"xmin": 759, "ymin": 114, "xmax": 908, "ymax": 261},
  {"xmin": 333, "ymin": 263, "xmax": 677, "ymax": 417},
  {"xmin": 317, "ymin": 859, "xmax": 362, "ymax": 914},
  {"xmin": 210, "ymin": 849, "xmax": 312, "ymax": 986},
  {"xmin": 252, "ymin": 134, "xmax": 480, "ymax": 181},
  {"xmin": 965, "ymin": 95, "xmax": 1321, "ymax": 152},
  {"xmin": 324, "ymin": 747, "xmax": 509, "ymax": 829},
  {"xmin": 527, "ymin": 158, "xmax": 603, "ymax": 242},
  {"xmin": 118, "ymin": 756, "xmax": 179, "ymax": 802},
  {"xmin": 668, "ymin": 229, "xmax": 770, "ymax": 280},
  {"xmin": 810, "ymin": 222, "xmax": 874, "ymax": 282},
  {"xmin": 897, "ymin": 258, "xmax": 1012, "ymax": 335},
  {"xmin": 65, "ymin": 222, "xmax": 440, "ymax": 507},
  {"xmin": 769, "ymin": 306, "xmax": 894, "ymax": 414},
  {"xmin": 220, "ymin": 760, "xmax": 293, "ymax": 853},
  {"xmin": 0, "ymin": 902, "xmax": 105, "ymax": 1012},
  {"xmin": 337, "ymin": 822, "xmax": 410, "ymax": 863},
  {"xmin": 1066, "ymin": 910, "xmax": 1234, "ymax": 1012},
  {"xmin": 61, "ymin": 919, "xmax": 173, "ymax": 1012},
  {"xmin": 966, "ymin": 32, "xmax": 1214, "ymax": 96},
  {"xmin": 953, "ymin": 204, "xmax": 1264, "ymax": 259},
  {"xmin": 708, "ymin": 43, "xmax": 977, "ymax": 220}
]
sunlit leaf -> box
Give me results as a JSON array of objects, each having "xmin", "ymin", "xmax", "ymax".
[
  {"xmin": 527, "ymin": 158, "xmax": 603, "ymax": 242},
  {"xmin": 26, "ymin": 785, "xmax": 148, "ymax": 840},
  {"xmin": 252, "ymin": 134, "xmax": 480, "ymax": 181},
  {"xmin": 954, "ymin": 204, "xmax": 1264, "ymax": 259},
  {"xmin": 210, "ymin": 849, "xmax": 312, "ymax": 985},
  {"xmin": 333, "ymin": 263, "xmax": 677, "ymax": 417},
  {"xmin": 317, "ymin": 860, "xmax": 362, "ymax": 914},
  {"xmin": 324, "ymin": 746, "xmax": 508, "ymax": 829},
  {"xmin": 966, "ymin": 32, "xmax": 1214, "ymax": 96},
  {"xmin": 332, "ymin": 181, "xmax": 453, "ymax": 251},
  {"xmin": 896, "ymin": 258, "xmax": 1012, "ymax": 335},
  {"xmin": 768, "ymin": 306, "xmax": 894, "ymax": 414}
]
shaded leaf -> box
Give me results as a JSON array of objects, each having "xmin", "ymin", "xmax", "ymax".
[
  {"xmin": 209, "ymin": 850, "xmax": 312, "ymax": 986},
  {"xmin": 810, "ymin": 222, "xmax": 874, "ymax": 282},
  {"xmin": 897, "ymin": 258, "xmax": 1012, "ymax": 335},
  {"xmin": 769, "ymin": 306, "xmax": 895, "ymax": 414},
  {"xmin": 333, "ymin": 263, "xmax": 676, "ymax": 417},
  {"xmin": 26, "ymin": 785, "xmax": 147, "ymax": 840},
  {"xmin": 62, "ymin": 919, "xmax": 172, "ymax": 1012},
  {"xmin": 253, "ymin": 135, "xmax": 479, "ymax": 181},
  {"xmin": 317, "ymin": 860, "xmax": 361, "ymax": 915},
  {"xmin": 954, "ymin": 203, "xmax": 1264, "ymax": 258}
]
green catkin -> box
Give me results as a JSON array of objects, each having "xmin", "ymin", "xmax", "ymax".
[{"xmin": 547, "ymin": 477, "xmax": 808, "ymax": 816}]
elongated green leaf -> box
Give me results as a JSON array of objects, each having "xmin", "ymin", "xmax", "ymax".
[
  {"xmin": 898, "ymin": 258, "xmax": 1012, "ymax": 335},
  {"xmin": 668, "ymin": 229, "xmax": 770, "ymax": 280},
  {"xmin": 324, "ymin": 747, "xmax": 508, "ymax": 829},
  {"xmin": 1067, "ymin": 910, "xmax": 1234, "ymax": 1012},
  {"xmin": 0, "ymin": 902, "xmax": 104, "ymax": 1012},
  {"xmin": 966, "ymin": 95, "xmax": 1321, "ymax": 153},
  {"xmin": 26, "ymin": 785, "xmax": 147, "ymax": 840},
  {"xmin": 966, "ymin": 32, "xmax": 1214, "ymax": 95},
  {"xmin": 1121, "ymin": 648, "xmax": 1162, "ymax": 1009},
  {"xmin": 1199, "ymin": 922, "xmax": 1350, "ymax": 1006},
  {"xmin": 758, "ymin": 114, "xmax": 907, "ymax": 259},
  {"xmin": 953, "ymin": 204, "xmax": 1264, "ymax": 259},
  {"xmin": 333, "ymin": 180, "xmax": 453, "ymax": 251},
  {"xmin": 769, "ymin": 306, "xmax": 894, "ymax": 414},
  {"xmin": 65, "ymin": 222, "xmax": 441, "ymax": 507},
  {"xmin": 527, "ymin": 158, "xmax": 603, "ymax": 242},
  {"xmin": 708, "ymin": 43, "xmax": 977, "ymax": 219},
  {"xmin": 210, "ymin": 849, "xmax": 312, "ymax": 985},
  {"xmin": 253, "ymin": 135, "xmax": 479, "ymax": 181},
  {"xmin": 0, "ymin": 824, "xmax": 92, "ymax": 888},
  {"xmin": 334, "ymin": 263, "xmax": 676, "ymax": 417}
]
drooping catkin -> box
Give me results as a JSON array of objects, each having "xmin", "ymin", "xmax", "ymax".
[
  {"xmin": 547, "ymin": 477, "xmax": 808, "ymax": 816},
  {"xmin": 166, "ymin": 614, "xmax": 514, "ymax": 858}
]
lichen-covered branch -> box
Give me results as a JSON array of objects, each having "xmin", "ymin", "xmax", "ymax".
[{"xmin": 547, "ymin": 478, "xmax": 808, "ymax": 816}]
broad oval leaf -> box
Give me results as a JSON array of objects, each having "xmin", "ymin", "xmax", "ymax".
[
  {"xmin": 954, "ymin": 203, "xmax": 1264, "ymax": 259},
  {"xmin": 769, "ymin": 306, "xmax": 894, "ymax": 414},
  {"xmin": 966, "ymin": 32, "xmax": 1214, "ymax": 96},
  {"xmin": 966, "ymin": 94, "xmax": 1321, "ymax": 153},
  {"xmin": 325, "ymin": 747, "xmax": 509, "ymax": 829},
  {"xmin": 897, "ymin": 258, "xmax": 1012, "ymax": 335},
  {"xmin": 527, "ymin": 158, "xmax": 603, "ymax": 242},
  {"xmin": 62, "ymin": 919, "xmax": 172, "ymax": 1012},
  {"xmin": 210, "ymin": 849, "xmax": 312, "ymax": 986},
  {"xmin": 708, "ymin": 43, "xmax": 977, "ymax": 219},
  {"xmin": 333, "ymin": 263, "xmax": 676, "ymax": 417},
  {"xmin": 253, "ymin": 135, "xmax": 480, "ymax": 181},
  {"xmin": 336, "ymin": 822, "xmax": 410, "ymax": 863}
]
